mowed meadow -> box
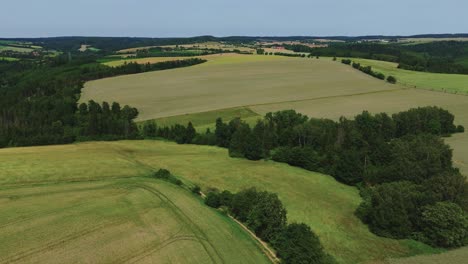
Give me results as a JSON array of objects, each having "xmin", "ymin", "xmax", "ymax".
[
  {"xmin": 0, "ymin": 154, "xmax": 270, "ymax": 263},
  {"xmin": 0, "ymin": 141, "xmax": 436, "ymax": 264}
]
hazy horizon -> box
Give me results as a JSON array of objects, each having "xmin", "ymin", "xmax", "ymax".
[{"xmin": 1, "ymin": 0, "xmax": 467, "ymax": 38}]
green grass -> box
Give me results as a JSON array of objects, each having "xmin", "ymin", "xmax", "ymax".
[
  {"xmin": 0, "ymin": 45, "xmax": 35, "ymax": 53},
  {"xmin": 0, "ymin": 166, "xmax": 269, "ymax": 263},
  {"xmin": 146, "ymin": 107, "xmax": 260, "ymax": 131},
  {"xmin": 0, "ymin": 57, "xmax": 19, "ymax": 61},
  {"xmin": 347, "ymin": 58, "xmax": 468, "ymax": 94},
  {"xmin": 388, "ymin": 246, "xmax": 468, "ymax": 264},
  {"xmin": 0, "ymin": 140, "xmax": 440, "ymax": 264},
  {"xmin": 101, "ymin": 56, "xmax": 197, "ymax": 67}
]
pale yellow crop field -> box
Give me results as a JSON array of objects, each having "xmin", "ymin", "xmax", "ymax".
[{"xmin": 82, "ymin": 55, "xmax": 400, "ymax": 121}]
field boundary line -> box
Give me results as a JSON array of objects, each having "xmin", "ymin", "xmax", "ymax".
[
  {"xmin": 244, "ymin": 88, "xmax": 409, "ymax": 108},
  {"xmin": 138, "ymin": 88, "xmax": 409, "ymax": 122}
]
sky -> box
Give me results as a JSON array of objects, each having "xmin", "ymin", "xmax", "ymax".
[{"xmin": 1, "ymin": 0, "xmax": 467, "ymax": 38}]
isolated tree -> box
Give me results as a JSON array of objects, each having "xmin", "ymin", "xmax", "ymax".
[{"xmin": 387, "ymin": 75, "xmax": 397, "ymax": 84}]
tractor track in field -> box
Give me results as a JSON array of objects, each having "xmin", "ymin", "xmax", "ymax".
[
  {"xmin": 244, "ymin": 87, "xmax": 409, "ymax": 108},
  {"xmin": 122, "ymin": 235, "xmax": 203, "ymax": 264},
  {"xmin": 0, "ymin": 219, "xmax": 125, "ymax": 264},
  {"xmin": 0, "ymin": 183, "xmax": 129, "ymax": 229},
  {"xmin": 130, "ymin": 183, "xmax": 225, "ymax": 264}
]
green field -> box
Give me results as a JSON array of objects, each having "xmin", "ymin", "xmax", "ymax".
[
  {"xmin": 388, "ymin": 246, "xmax": 468, "ymax": 264},
  {"xmin": 151, "ymin": 107, "xmax": 260, "ymax": 132},
  {"xmin": 102, "ymin": 56, "xmax": 201, "ymax": 67},
  {"xmin": 348, "ymin": 58, "xmax": 468, "ymax": 94},
  {"xmin": 0, "ymin": 141, "xmax": 439, "ymax": 264},
  {"xmin": 0, "ymin": 57, "xmax": 19, "ymax": 61},
  {"xmin": 0, "ymin": 153, "xmax": 270, "ymax": 263}
]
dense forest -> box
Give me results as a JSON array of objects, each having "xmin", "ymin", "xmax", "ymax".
[
  {"xmin": 286, "ymin": 41, "xmax": 468, "ymax": 74},
  {"xmin": 0, "ymin": 54, "xmax": 206, "ymax": 147},
  {"xmin": 143, "ymin": 106, "xmax": 468, "ymax": 248},
  {"xmin": 3, "ymin": 34, "xmax": 468, "ymax": 52}
]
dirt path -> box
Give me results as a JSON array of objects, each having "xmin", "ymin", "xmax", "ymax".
[
  {"xmin": 199, "ymin": 192, "xmax": 280, "ymax": 263},
  {"xmin": 227, "ymin": 215, "xmax": 280, "ymax": 263}
]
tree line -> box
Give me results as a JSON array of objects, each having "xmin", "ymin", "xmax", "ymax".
[
  {"xmin": 286, "ymin": 41, "xmax": 468, "ymax": 74},
  {"xmin": 342, "ymin": 59, "xmax": 396, "ymax": 83},
  {"xmin": 0, "ymin": 55, "xmax": 206, "ymax": 147},
  {"xmin": 205, "ymin": 188, "xmax": 336, "ymax": 264},
  {"xmin": 148, "ymin": 167, "xmax": 335, "ymax": 263},
  {"xmin": 141, "ymin": 106, "xmax": 467, "ymax": 248}
]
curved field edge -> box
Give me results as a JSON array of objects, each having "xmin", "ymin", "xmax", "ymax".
[
  {"xmin": 0, "ymin": 177, "xmax": 270, "ymax": 264},
  {"xmin": 340, "ymin": 57, "xmax": 468, "ymax": 95},
  {"xmin": 0, "ymin": 140, "xmax": 438, "ymax": 264}
]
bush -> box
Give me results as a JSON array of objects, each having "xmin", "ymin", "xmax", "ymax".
[
  {"xmin": 341, "ymin": 59, "xmax": 351, "ymax": 65},
  {"xmin": 152, "ymin": 169, "xmax": 182, "ymax": 185},
  {"xmin": 191, "ymin": 185, "xmax": 201, "ymax": 195},
  {"xmin": 246, "ymin": 191, "xmax": 287, "ymax": 241},
  {"xmin": 387, "ymin": 75, "xmax": 397, "ymax": 84},
  {"xmin": 366, "ymin": 181, "xmax": 423, "ymax": 238},
  {"xmin": 421, "ymin": 202, "xmax": 468, "ymax": 247},
  {"xmin": 457, "ymin": 125, "xmax": 465, "ymax": 133},
  {"xmin": 274, "ymin": 223, "xmax": 333, "ymax": 264},
  {"xmin": 373, "ymin": 72, "xmax": 386, "ymax": 80},
  {"xmin": 272, "ymin": 146, "xmax": 323, "ymax": 172},
  {"xmin": 205, "ymin": 192, "xmax": 221, "ymax": 208},
  {"xmin": 153, "ymin": 168, "xmax": 171, "ymax": 179}
]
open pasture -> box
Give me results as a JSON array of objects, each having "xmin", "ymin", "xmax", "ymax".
[
  {"xmin": 349, "ymin": 58, "xmax": 468, "ymax": 94},
  {"xmin": 101, "ymin": 53, "xmax": 254, "ymax": 67},
  {"xmin": 0, "ymin": 141, "xmax": 438, "ymax": 264},
  {"xmin": 151, "ymin": 107, "xmax": 259, "ymax": 130},
  {"xmin": 102, "ymin": 56, "xmax": 196, "ymax": 67},
  {"xmin": 388, "ymin": 246, "xmax": 468, "ymax": 264},
  {"xmin": 0, "ymin": 45, "xmax": 35, "ymax": 53},
  {"xmin": 0, "ymin": 57, "xmax": 19, "ymax": 61}
]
